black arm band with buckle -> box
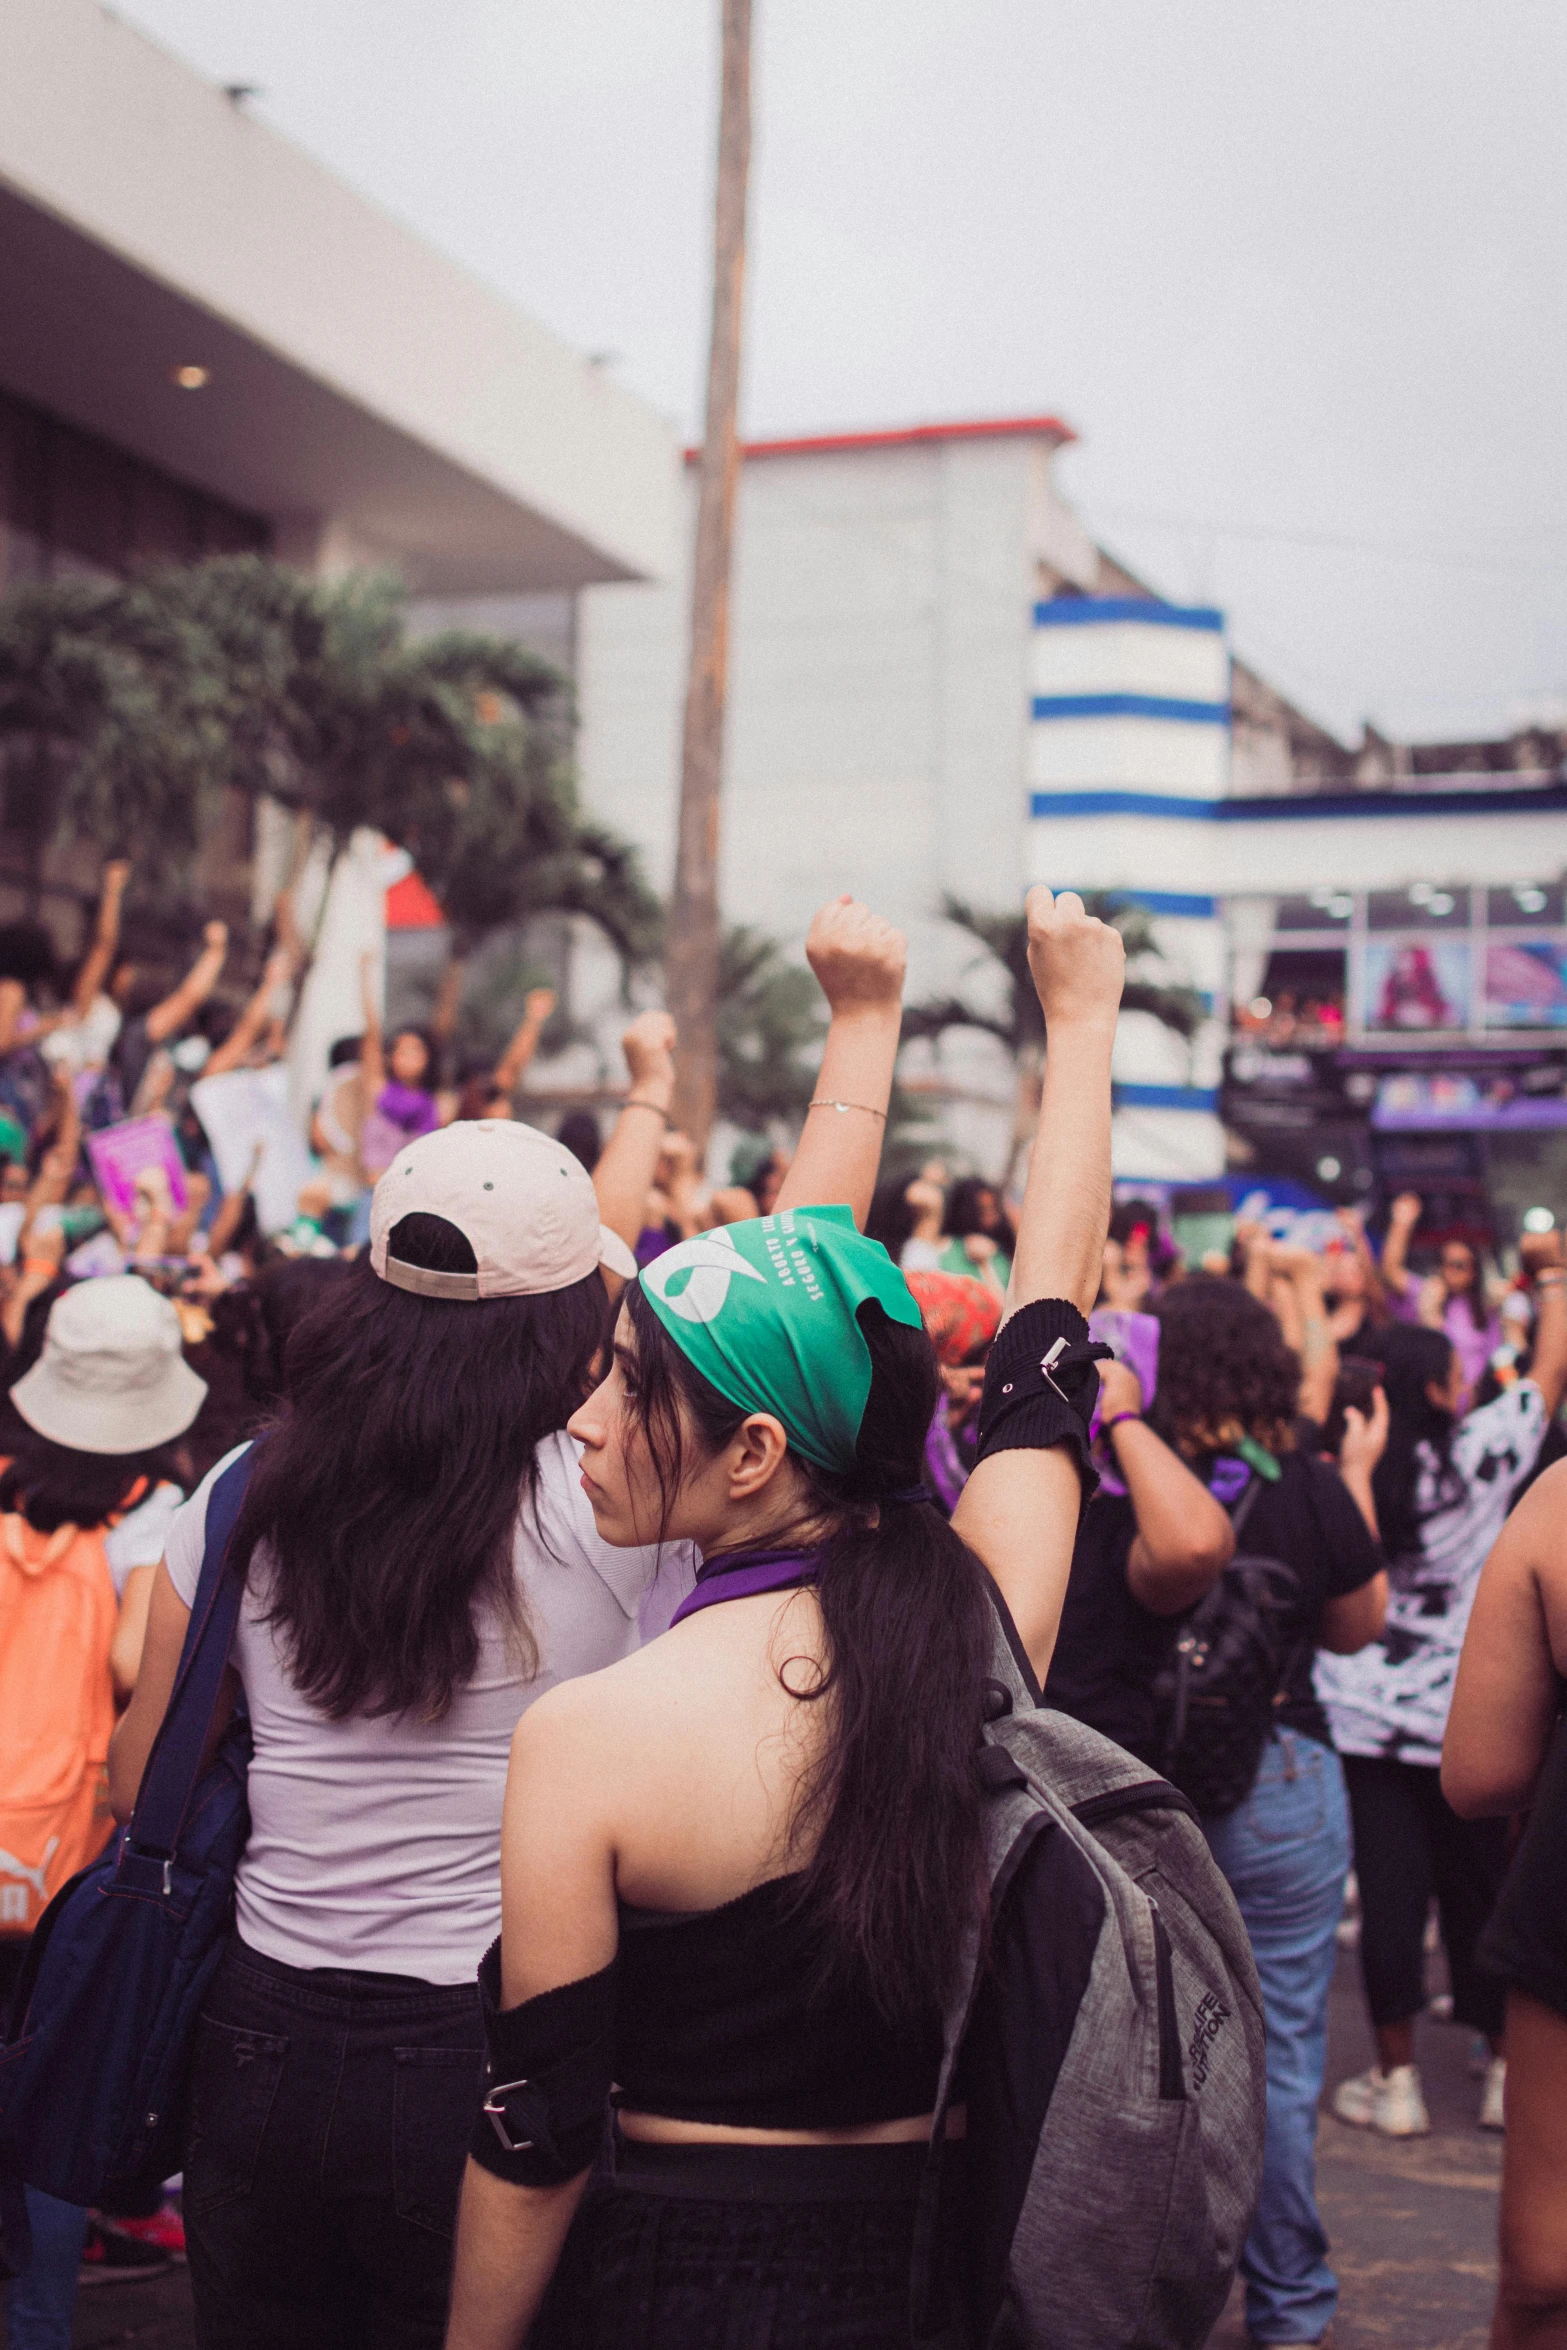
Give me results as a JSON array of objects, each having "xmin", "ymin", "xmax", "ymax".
[
  {"xmin": 975, "ymin": 1298, "xmax": 1108, "ymax": 1499},
  {"xmin": 467, "ymin": 1940, "xmax": 617, "ymax": 2188}
]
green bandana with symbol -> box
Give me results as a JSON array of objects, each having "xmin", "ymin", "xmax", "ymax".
[{"xmin": 638, "ymin": 1205, "xmax": 925, "ymax": 1473}]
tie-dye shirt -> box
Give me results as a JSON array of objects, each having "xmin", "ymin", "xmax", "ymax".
[{"xmin": 1316, "ymin": 1382, "xmax": 1545, "ymax": 1766}]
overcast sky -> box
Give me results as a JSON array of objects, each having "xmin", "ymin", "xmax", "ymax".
[{"xmin": 115, "ymin": 0, "xmax": 1566, "ymax": 746}]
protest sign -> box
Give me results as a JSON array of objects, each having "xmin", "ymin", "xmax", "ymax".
[
  {"xmin": 85, "ymin": 1116, "xmax": 189, "ymax": 1220},
  {"xmin": 190, "ymin": 1063, "xmax": 315, "ymax": 1236}
]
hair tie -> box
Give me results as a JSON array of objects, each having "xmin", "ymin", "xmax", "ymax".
[{"xmin": 887, "ymin": 1484, "xmax": 933, "ymax": 1507}]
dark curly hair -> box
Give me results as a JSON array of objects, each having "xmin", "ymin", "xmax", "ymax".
[{"xmin": 1150, "ymin": 1276, "xmax": 1299, "ymax": 1459}]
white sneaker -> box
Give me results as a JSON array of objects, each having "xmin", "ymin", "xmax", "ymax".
[
  {"xmin": 1479, "ymin": 2056, "xmax": 1506, "ymax": 2132},
  {"xmin": 1331, "ymin": 2063, "xmax": 1431, "ymax": 2136}
]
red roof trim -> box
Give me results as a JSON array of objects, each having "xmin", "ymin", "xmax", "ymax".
[{"xmin": 682, "ymin": 415, "xmax": 1077, "ymax": 464}]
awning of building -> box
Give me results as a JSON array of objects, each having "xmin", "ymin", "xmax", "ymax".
[{"xmin": 0, "ymin": 0, "xmax": 677, "ymax": 594}]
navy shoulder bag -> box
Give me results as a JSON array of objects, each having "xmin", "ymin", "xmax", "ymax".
[{"xmin": 0, "ymin": 1443, "xmax": 258, "ymax": 2208}]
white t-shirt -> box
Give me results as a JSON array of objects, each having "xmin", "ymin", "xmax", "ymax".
[
  {"xmin": 1316, "ymin": 1381, "xmax": 1546, "ymax": 1768},
  {"xmin": 164, "ymin": 1433, "xmax": 696, "ymax": 1982},
  {"xmin": 104, "ymin": 1480, "xmax": 185, "ymax": 1597},
  {"xmin": 40, "ymin": 993, "xmax": 122, "ymax": 1075}
]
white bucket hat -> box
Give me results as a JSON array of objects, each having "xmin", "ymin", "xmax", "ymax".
[
  {"xmin": 369, "ymin": 1119, "xmax": 638, "ymax": 1301},
  {"xmin": 11, "ymin": 1275, "xmax": 208, "ymax": 1454}
]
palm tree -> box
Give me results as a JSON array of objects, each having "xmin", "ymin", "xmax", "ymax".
[
  {"xmin": 0, "ymin": 556, "xmax": 660, "ymax": 966},
  {"xmin": 903, "ymin": 893, "xmax": 1206, "ymax": 1181}
]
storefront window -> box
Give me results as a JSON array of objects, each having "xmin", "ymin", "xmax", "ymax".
[
  {"xmin": 1487, "ymin": 883, "xmax": 1566, "ymax": 926},
  {"xmin": 1482, "ymin": 939, "xmax": 1567, "ymax": 1028},
  {"xmin": 1366, "ymin": 885, "xmax": 1468, "ymax": 930},
  {"xmin": 1361, "ymin": 938, "xmax": 1472, "ymax": 1033}
]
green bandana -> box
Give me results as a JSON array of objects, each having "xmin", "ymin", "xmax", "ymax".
[{"xmin": 638, "ymin": 1205, "xmax": 925, "ymax": 1473}]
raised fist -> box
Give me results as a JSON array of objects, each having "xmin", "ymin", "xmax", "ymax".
[
  {"xmin": 804, "ymin": 895, "xmax": 907, "ymax": 1015},
  {"xmin": 1389, "ymin": 1192, "xmax": 1423, "ymax": 1230},
  {"xmin": 1025, "ymin": 888, "xmax": 1125, "ymax": 1032},
  {"xmin": 622, "ymin": 1009, "xmax": 676, "ymax": 1086}
]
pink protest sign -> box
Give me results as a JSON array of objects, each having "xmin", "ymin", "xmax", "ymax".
[{"xmin": 86, "ymin": 1116, "xmax": 189, "ymax": 1220}]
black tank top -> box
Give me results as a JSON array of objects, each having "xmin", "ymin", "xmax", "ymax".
[{"xmin": 614, "ymin": 1875, "xmax": 944, "ymax": 2130}]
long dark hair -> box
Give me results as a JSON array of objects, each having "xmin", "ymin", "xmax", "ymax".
[
  {"xmin": 1150, "ymin": 1277, "xmax": 1300, "ymax": 1458},
  {"xmin": 1442, "ymin": 1241, "xmax": 1491, "ymax": 1332},
  {"xmin": 946, "ymin": 1178, "xmax": 1000, "ymax": 1241},
  {"xmin": 622, "ymin": 1281, "xmax": 992, "ymax": 2024},
  {"xmin": 228, "ymin": 1212, "xmax": 608, "ymax": 1721},
  {"xmin": 208, "ymin": 1256, "xmax": 355, "ymax": 1411},
  {"xmin": 865, "ymin": 1176, "xmax": 919, "ymax": 1257},
  {"xmin": 1349, "ymin": 1322, "xmax": 1464, "ymax": 1559},
  {"xmin": 0, "ymin": 1435, "xmax": 183, "ymax": 1532}
]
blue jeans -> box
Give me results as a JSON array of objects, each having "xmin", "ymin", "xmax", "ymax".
[
  {"xmin": 1204, "ymin": 1730, "xmax": 1351, "ymax": 2346},
  {"xmin": 2, "ymin": 2187, "xmax": 85, "ymax": 2350}
]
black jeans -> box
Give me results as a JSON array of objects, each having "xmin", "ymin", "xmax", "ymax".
[
  {"xmin": 184, "ymin": 1936, "xmax": 484, "ymax": 2350},
  {"xmin": 1342, "ymin": 1753, "xmax": 1509, "ymax": 2037}
]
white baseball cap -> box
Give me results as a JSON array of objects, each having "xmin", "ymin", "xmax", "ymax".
[
  {"xmin": 369, "ymin": 1119, "xmax": 638, "ymax": 1301},
  {"xmin": 10, "ymin": 1275, "xmax": 208, "ymax": 1454}
]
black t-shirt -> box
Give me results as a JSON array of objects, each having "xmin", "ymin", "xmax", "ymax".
[
  {"xmin": 1046, "ymin": 1448, "xmax": 1384, "ymax": 1764},
  {"xmin": 1481, "ymin": 1701, "xmax": 1567, "ymax": 2022}
]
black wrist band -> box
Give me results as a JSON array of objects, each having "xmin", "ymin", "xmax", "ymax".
[{"xmin": 976, "ymin": 1298, "xmax": 1108, "ymax": 1500}]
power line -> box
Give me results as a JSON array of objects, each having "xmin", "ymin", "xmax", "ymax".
[{"xmin": 1084, "ymin": 506, "xmax": 1567, "ymax": 583}]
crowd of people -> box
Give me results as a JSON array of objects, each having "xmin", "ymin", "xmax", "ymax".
[{"xmin": 0, "ymin": 869, "xmax": 1564, "ymax": 2350}]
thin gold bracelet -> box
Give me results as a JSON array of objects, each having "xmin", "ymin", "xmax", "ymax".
[
  {"xmin": 807, "ymin": 1098, "xmax": 887, "ymax": 1121},
  {"xmin": 620, "ymin": 1097, "xmax": 669, "ymax": 1120}
]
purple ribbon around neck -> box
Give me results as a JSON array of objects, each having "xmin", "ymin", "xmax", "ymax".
[
  {"xmin": 1208, "ymin": 1456, "xmax": 1252, "ymax": 1506},
  {"xmin": 669, "ymin": 1548, "xmax": 822, "ymax": 1628}
]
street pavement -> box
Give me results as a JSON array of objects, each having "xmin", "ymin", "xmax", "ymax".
[
  {"xmin": 0, "ymin": 1951, "xmax": 1503, "ymax": 2350},
  {"xmin": 1211, "ymin": 1944, "xmax": 1502, "ymax": 2350}
]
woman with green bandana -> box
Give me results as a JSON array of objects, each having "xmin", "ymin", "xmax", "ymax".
[
  {"xmin": 107, "ymin": 895, "xmax": 911, "ymax": 2350},
  {"xmin": 444, "ymin": 888, "xmax": 1125, "ymax": 2350}
]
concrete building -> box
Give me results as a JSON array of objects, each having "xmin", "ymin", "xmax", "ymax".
[
  {"xmin": 0, "ymin": 0, "xmax": 677, "ymax": 943},
  {"xmin": 573, "ymin": 417, "xmax": 1347, "ymax": 1172},
  {"xmin": 574, "ymin": 417, "xmax": 1567, "ymax": 1234}
]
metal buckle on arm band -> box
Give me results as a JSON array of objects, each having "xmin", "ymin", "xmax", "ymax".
[{"xmin": 483, "ymin": 2078, "xmax": 537, "ymax": 2155}]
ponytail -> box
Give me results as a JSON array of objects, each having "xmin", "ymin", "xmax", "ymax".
[{"xmin": 623, "ymin": 1286, "xmax": 992, "ymax": 2022}]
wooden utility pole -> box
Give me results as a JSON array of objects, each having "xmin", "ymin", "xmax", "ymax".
[{"xmin": 667, "ymin": 0, "xmax": 753, "ymax": 1152}]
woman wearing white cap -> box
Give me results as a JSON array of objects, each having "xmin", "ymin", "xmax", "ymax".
[
  {"xmin": 1, "ymin": 1275, "xmax": 207, "ymax": 2343},
  {"xmin": 107, "ymin": 899, "xmax": 908, "ymax": 2350}
]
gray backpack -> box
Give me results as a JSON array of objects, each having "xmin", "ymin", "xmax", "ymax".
[{"xmin": 911, "ymin": 1598, "xmax": 1266, "ymax": 2349}]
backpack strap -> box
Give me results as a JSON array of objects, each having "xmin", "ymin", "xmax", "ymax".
[
  {"xmin": 125, "ymin": 1447, "xmax": 259, "ymax": 1865},
  {"xmin": 1225, "ymin": 1474, "xmax": 1264, "ymax": 1539}
]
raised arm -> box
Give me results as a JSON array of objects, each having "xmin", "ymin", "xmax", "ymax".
[
  {"xmin": 591, "ymin": 1012, "xmax": 677, "ymax": 1270},
  {"xmin": 774, "ymin": 895, "xmax": 906, "ymax": 1228},
  {"xmin": 1095, "ymin": 1356, "xmax": 1236, "ymax": 1616},
  {"xmin": 73, "ymin": 861, "xmax": 131, "ymax": 1019},
  {"xmin": 359, "ymin": 954, "xmax": 385, "ymax": 1099},
  {"xmin": 953, "ymin": 889, "xmax": 1123, "ymax": 1677},
  {"xmin": 144, "ymin": 922, "xmax": 228, "ymax": 1045},
  {"xmin": 17, "ymin": 1068, "xmax": 81, "ymax": 1258},
  {"xmin": 1443, "ymin": 1460, "xmax": 1567, "ymax": 1817},
  {"xmin": 1381, "ymin": 1191, "xmax": 1421, "ymax": 1300},
  {"xmin": 204, "ymin": 948, "xmax": 294, "ymax": 1079},
  {"xmin": 1271, "ymin": 1243, "xmax": 1340, "ymax": 1427},
  {"xmin": 492, "ymin": 989, "xmax": 557, "ymax": 1101}
]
